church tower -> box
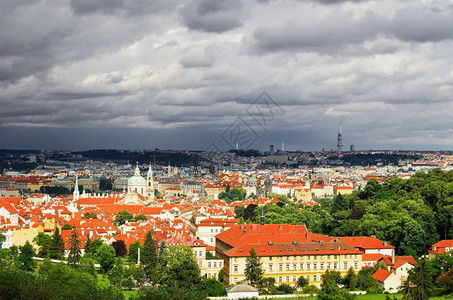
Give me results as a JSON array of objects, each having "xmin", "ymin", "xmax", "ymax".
[
  {"xmin": 146, "ymin": 163, "xmax": 154, "ymax": 198},
  {"xmin": 73, "ymin": 175, "xmax": 80, "ymax": 201}
]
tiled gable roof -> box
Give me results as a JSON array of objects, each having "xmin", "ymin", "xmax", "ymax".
[{"xmin": 373, "ymin": 268, "xmax": 392, "ymax": 282}]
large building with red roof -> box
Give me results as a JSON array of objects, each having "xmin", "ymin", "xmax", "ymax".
[{"xmin": 215, "ymin": 224, "xmax": 362, "ymax": 286}]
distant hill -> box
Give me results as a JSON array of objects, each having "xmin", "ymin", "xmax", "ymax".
[{"xmin": 74, "ymin": 149, "xmax": 206, "ymax": 166}]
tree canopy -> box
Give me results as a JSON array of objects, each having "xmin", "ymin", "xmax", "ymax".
[
  {"xmin": 49, "ymin": 227, "xmax": 65, "ymax": 260},
  {"xmin": 114, "ymin": 210, "xmax": 134, "ymax": 226},
  {"xmin": 67, "ymin": 228, "xmax": 81, "ymax": 266},
  {"xmin": 260, "ymin": 169, "xmax": 453, "ymax": 256},
  {"xmin": 244, "ymin": 247, "xmax": 264, "ymax": 287},
  {"xmin": 141, "ymin": 231, "xmax": 158, "ymax": 280}
]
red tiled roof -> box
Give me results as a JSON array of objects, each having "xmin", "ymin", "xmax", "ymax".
[
  {"xmin": 362, "ymin": 253, "xmax": 384, "ymax": 261},
  {"xmin": 392, "ymin": 256, "xmax": 417, "ymax": 269},
  {"xmin": 373, "ymin": 268, "xmax": 392, "ymax": 282},
  {"xmin": 429, "ymin": 240, "xmax": 453, "ymax": 254},
  {"xmin": 216, "ymin": 224, "xmax": 361, "ymax": 257},
  {"xmin": 339, "ymin": 237, "xmax": 394, "ymax": 250}
]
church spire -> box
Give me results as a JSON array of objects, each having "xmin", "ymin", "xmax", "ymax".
[
  {"xmin": 73, "ymin": 175, "xmax": 80, "ymax": 201},
  {"xmin": 134, "ymin": 162, "xmax": 140, "ymax": 176},
  {"xmin": 147, "ymin": 162, "xmax": 153, "ymax": 177}
]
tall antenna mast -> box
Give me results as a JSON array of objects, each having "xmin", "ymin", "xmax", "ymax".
[{"xmin": 337, "ymin": 119, "xmax": 343, "ymax": 154}]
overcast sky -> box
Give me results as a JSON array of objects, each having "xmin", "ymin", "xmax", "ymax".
[{"xmin": 2, "ymin": 0, "xmax": 453, "ymax": 151}]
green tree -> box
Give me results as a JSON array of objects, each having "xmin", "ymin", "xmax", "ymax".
[
  {"xmin": 332, "ymin": 193, "xmax": 349, "ymax": 214},
  {"xmin": 202, "ymin": 278, "xmax": 225, "ymax": 296},
  {"xmin": 128, "ymin": 241, "xmax": 141, "ymax": 263},
  {"xmin": 244, "ymin": 247, "xmax": 264, "ymax": 287},
  {"xmin": 114, "ymin": 210, "xmax": 134, "ymax": 226},
  {"xmin": 130, "ymin": 264, "xmax": 146, "ymax": 284},
  {"xmin": 109, "ymin": 258, "xmax": 124, "ymax": 287},
  {"xmin": 429, "ymin": 253, "xmax": 453, "ymax": 282},
  {"xmin": 0, "ymin": 231, "xmax": 5, "ymax": 249},
  {"xmin": 112, "ymin": 240, "xmax": 127, "ymax": 257},
  {"xmin": 234, "ymin": 205, "xmax": 246, "ymax": 219},
  {"xmin": 49, "ymin": 227, "xmax": 65, "ymax": 259},
  {"xmin": 160, "ymin": 245, "xmax": 205, "ymax": 299},
  {"xmin": 133, "ymin": 214, "xmax": 147, "ymax": 222},
  {"xmin": 61, "ymin": 223, "xmax": 76, "ymax": 230},
  {"xmin": 79, "ymin": 256, "xmax": 96, "ymax": 277},
  {"xmin": 99, "ymin": 177, "xmax": 114, "ymax": 191},
  {"xmin": 95, "ymin": 244, "xmax": 116, "ymax": 274},
  {"xmin": 206, "ymin": 251, "xmax": 216, "ymax": 260},
  {"xmin": 10, "ymin": 245, "xmax": 19, "ymax": 265},
  {"xmin": 141, "ymin": 231, "xmax": 158, "ymax": 279},
  {"xmin": 277, "ymin": 283, "xmax": 295, "ymax": 294},
  {"xmin": 159, "ymin": 240, "xmax": 167, "ymax": 264},
  {"xmin": 343, "ymin": 267, "xmax": 358, "ymax": 290},
  {"xmin": 38, "ymin": 258, "xmax": 53, "ymax": 275},
  {"xmin": 356, "ymin": 267, "xmax": 379, "ymax": 290},
  {"xmin": 406, "ymin": 259, "xmax": 433, "ymax": 300},
  {"xmin": 33, "ymin": 232, "xmax": 52, "ymax": 257},
  {"xmin": 436, "ymin": 269, "xmax": 453, "ymax": 293},
  {"xmin": 34, "ymin": 261, "xmax": 124, "ymax": 300},
  {"xmin": 84, "ymin": 234, "xmax": 92, "ymax": 256},
  {"xmin": 318, "ymin": 270, "xmax": 343, "ymax": 300},
  {"xmin": 90, "ymin": 238, "xmax": 104, "ymax": 255},
  {"xmin": 297, "ymin": 275, "xmax": 309, "ymax": 289},
  {"xmin": 67, "ymin": 228, "xmax": 81, "ymax": 266},
  {"xmin": 18, "ymin": 241, "xmax": 36, "ymax": 271}
]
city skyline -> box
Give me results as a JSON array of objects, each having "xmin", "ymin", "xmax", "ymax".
[{"xmin": 2, "ymin": 0, "xmax": 453, "ymax": 151}]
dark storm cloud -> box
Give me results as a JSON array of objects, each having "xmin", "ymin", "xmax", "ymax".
[
  {"xmin": 181, "ymin": 0, "xmax": 246, "ymax": 33},
  {"xmin": 2, "ymin": 0, "xmax": 453, "ymax": 150}
]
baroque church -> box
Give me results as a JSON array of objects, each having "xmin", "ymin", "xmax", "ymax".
[
  {"xmin": 123, "ymin": 162, "xmax": 154, "ymax": 204},
  {"xmin": 71, "ymin": 163, "xmax": 154, "ymax": 207},
  {"xmin": 127, "ymin": 162, "xmax": 154, "ymax": 197}
]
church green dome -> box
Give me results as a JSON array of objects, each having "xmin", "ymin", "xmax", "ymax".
[
  {"xmin": 128, "ymin": 175, "xmax": 146, "ymax": 184},
  {"xmin": 128, "ymin": 163, "xmax": 146, "ymax": 184}
]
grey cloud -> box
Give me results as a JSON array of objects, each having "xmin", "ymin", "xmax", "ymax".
[
  {"xmin": 179, "ymin": 47, "xmax": 216, "ymax": 68},
  {"xmin": 251, "ymin": 10, "xmax": 383, "ymax": 53},
  {"xmin": 69, "ymin": 0, "xmax": 177, "ymax": 16},
  {"xmin": 181, "ymin": 0, "xmax": 245, "ymax": 33},
  {"xmin": 3, "ymin": 0, "xmax": 453, "ymax": 151},
  {"xmin": 250, "ymin": 5, "xmax": 453, "ymax": 54},
  {"xmin": 389, "ymin": 6, "xmax": 453, "ymax": 42},
  {"xmin": 255, "ymin": 0, "xmax": 364, "ymax": 4}
]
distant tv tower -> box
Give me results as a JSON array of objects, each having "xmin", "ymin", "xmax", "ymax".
[
  {"xmin": 337, "ymin": 119, "xmax": 343, "ymax": 153},
  {"xmin": 281, "ymin": 141, "xmax": 285, "ymax": 152}
]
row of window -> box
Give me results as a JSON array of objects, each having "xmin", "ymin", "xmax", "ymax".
[
  {"xmin": 233, "ymin": 262, "xmax": 358, "ymax": 273},
  {"xmin": 207, "ymin": 261, "xmax": 222, "ymax": 268},
  {"xmin": 278, "ymin": 275, "xmax": 317, "ymax": 283},
  {"xmin": 11, "ymin": 232, "xmax": 37, "ymax": 237},
  {"xmin": 232, "ymin": 275, "xmax": 320, "ymax": 284},
  {"xmin": 269, "ymin": 262, "xmax": 357, "ymax": 271},
  {"xmin": 266, "ymin": 254, "xmax": 359, "ymax": 261}
]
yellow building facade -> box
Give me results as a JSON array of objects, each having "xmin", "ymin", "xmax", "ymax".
[{"xmin": 216, "ymin": 224, "xmax": 363, "ymax": 287}]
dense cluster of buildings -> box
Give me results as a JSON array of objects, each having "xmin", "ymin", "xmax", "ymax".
[{"xmin": 1, "ymin": 153, "xmax": 453, "ymax": 293}]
